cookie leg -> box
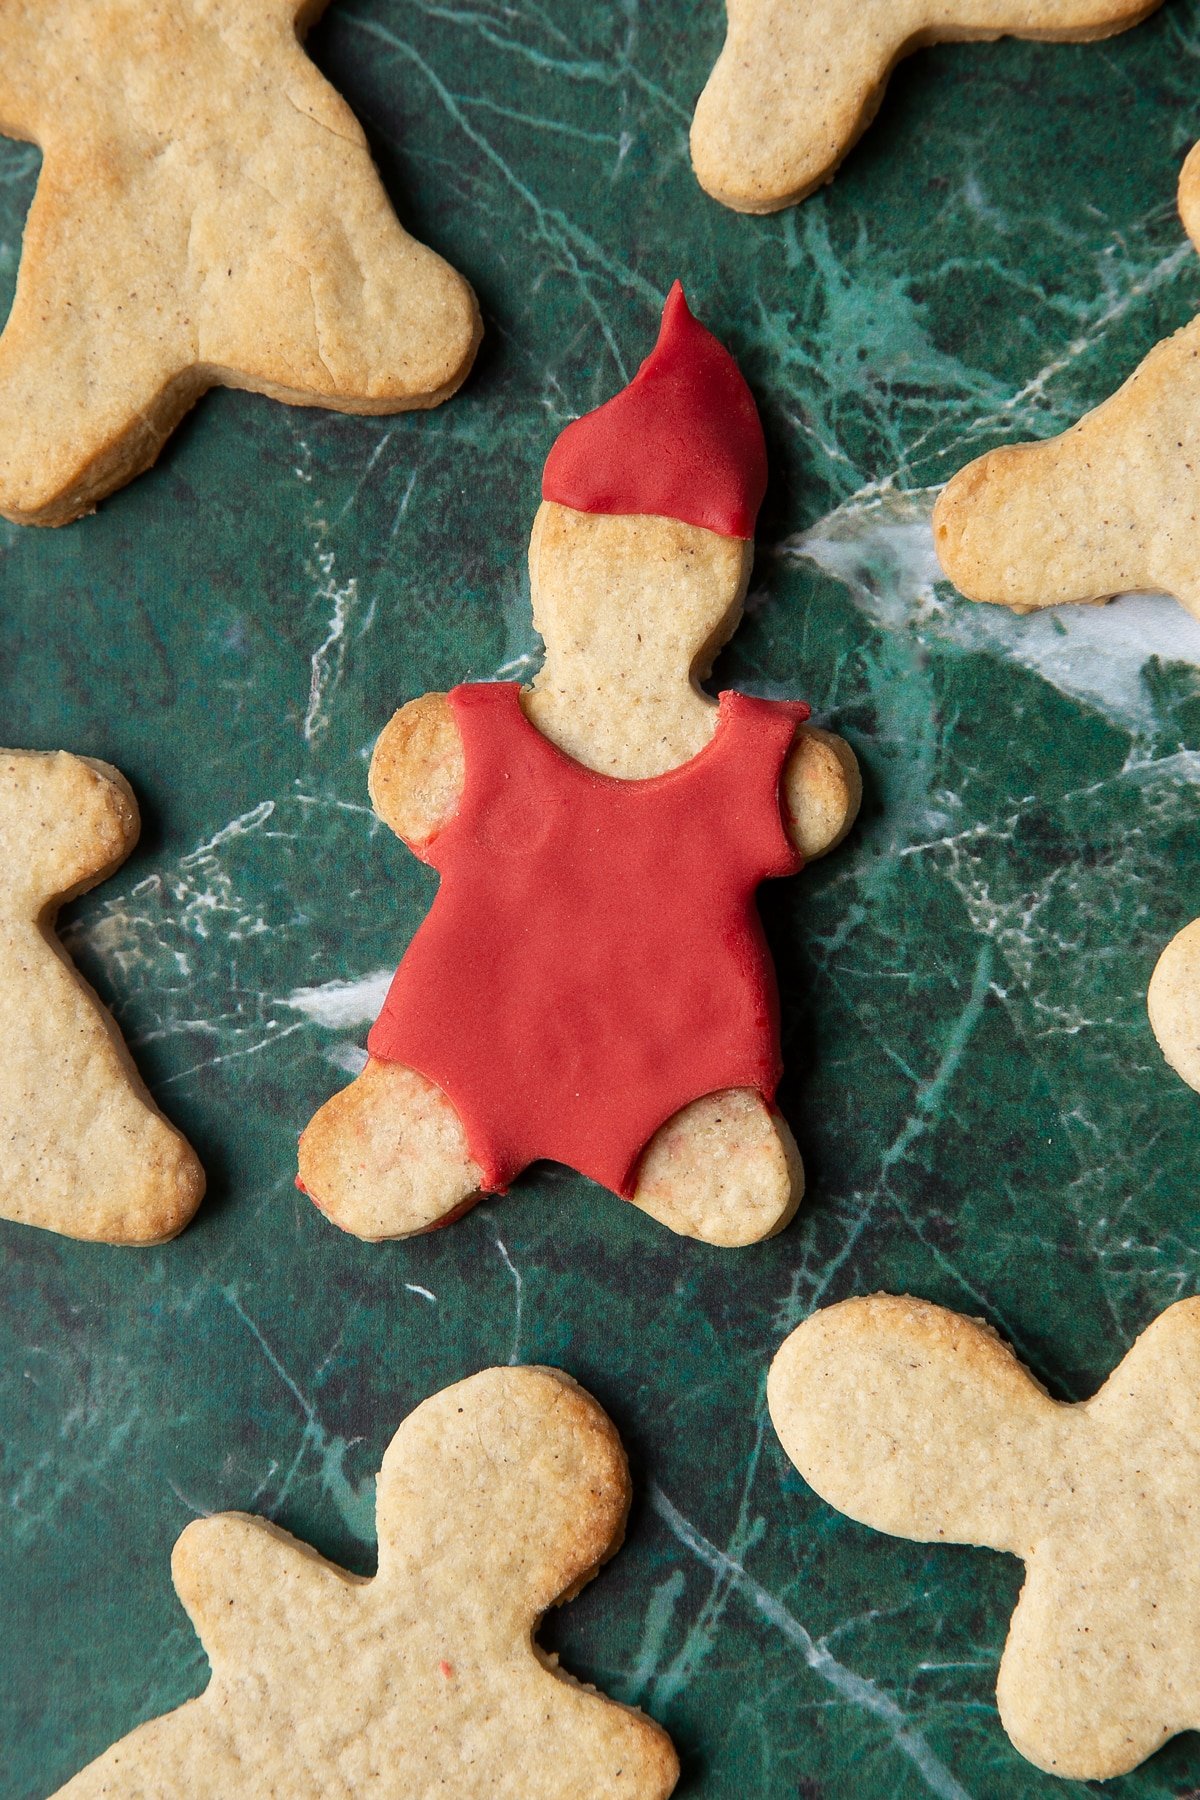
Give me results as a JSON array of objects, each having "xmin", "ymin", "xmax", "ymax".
[
  {"xmin": 0, "ymin": 752, "xmax": 205, "ymax": 1243},
  {"xmin": 691, "ymin": 4, "xmax": 906, "ymax": 212},
  {"xmin": 998, "ymin": 1564, "xmax": 1184, "ymax": 1781},
  {"xmin": 0, "ymin": 158, "xmax": 199, "ymax": 526},
  {"xmin": 630, "ymin": 1087, "xmax": 803, "ymax": 1246},
  {"xmin": 693, "ymin": 3, "xmax": 1165, "ymax": 214},
  {"xmin": 298, "ymin": 1057, "xmax": 483, "ymax": 1240}
]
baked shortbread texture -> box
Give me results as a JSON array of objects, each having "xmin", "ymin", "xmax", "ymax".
[
  {"xmin": 0, "ymin": 0, "xmax": 481, "ymax": 526},
  {"xmin": 691, "ymin": 0, "xmax": 1162, "ymax": 213},
  {"xmin": 50, "ymin": 1367, "xmax": 679, "ymax": 1800},
  {"xmin": 0, "ymin": 750, "xmax": 204, "ymax": 1243},
  {"xmin": 769, "ymin": 1294, "xmax": 1200, "ymax": 1780},
  {"xmin": 1148, "ymin": 917, "xmax": 1200, "ymax": 1095},
  {"xmin": 937, "ymin": 138, "xmax": 1200, "ymax": 617}
]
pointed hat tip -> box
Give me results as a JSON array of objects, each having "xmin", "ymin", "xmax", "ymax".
[{"xmin": 542, "ymin": 283, "xmax": 767, "ymax": 538}]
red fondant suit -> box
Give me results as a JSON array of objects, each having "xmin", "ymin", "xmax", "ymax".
[{"xmin": 368, "ymin": 682, "xmax": 808, "ymax": 1198}]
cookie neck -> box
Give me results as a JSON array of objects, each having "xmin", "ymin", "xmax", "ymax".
[{"xmin": 526, "ymin": 657, "xmax": 717, "ymax": 779}]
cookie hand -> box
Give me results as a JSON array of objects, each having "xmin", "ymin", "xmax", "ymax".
[
  {"xmin": 172, "ymin": 1514, "xmax": 354, "ymax": 1664},
  {"xmin": 781, "ymin": 725, "xmax": 861, "ymax": 861},
  {"xmin": 368, "ymin": 693, "xmax": 466, "ymax": 853},
  {"xmin": 0, "ymin": 753, "xmax": 138, "ymax": 914}
]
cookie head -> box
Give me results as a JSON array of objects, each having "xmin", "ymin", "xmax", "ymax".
[
  {"xmin": 375, "ymin": 1365, "xmax": 631, "ymax": 1618},
  {"xmin": 529, "ymin": 502, "xmax": 753, "ymax": 690},
  {"xmin": 534, "ymin": 286, "xmax": 764, "ymax": 677}
]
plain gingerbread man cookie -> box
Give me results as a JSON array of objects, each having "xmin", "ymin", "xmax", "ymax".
[
  {"xmin": 769, "ymin": 1293, "xmax": 1200, "ymax": 1780},
  {"xmin": 0, "ymin": 750, "xmax": 204, "ymax": 1242},
  {"xmin": 298, "ymin": 286, "xmax": 861, "ymax": 1248},
  {"xmin": 691, "ymin": 0, "xmax": 1162, "ymax": 213},
  {"xmin": 0, "ymin": 0, "xmax": 481, "ymax": 526},
  {"xmin": 50, "ymin": 1366, "xmax": 678, "ymax": 1800},
  {"xmin": 936, "ymin": 139, "xmax": 1200, "ymax": 617}
]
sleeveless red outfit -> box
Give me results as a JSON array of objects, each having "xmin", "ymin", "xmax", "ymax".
[{"xmin": 368, "ymin": 683, "xmax": 809, "ymax": 1198}]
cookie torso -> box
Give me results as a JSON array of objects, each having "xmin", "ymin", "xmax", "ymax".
[{"xmin": 368, "ymin": 682, "xmax": 807, "ymax": 1194}]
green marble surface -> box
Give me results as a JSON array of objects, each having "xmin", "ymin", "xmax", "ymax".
[{"xmin": 3, "ymin": 3, "xmax": 1200, "ymax": 1796}]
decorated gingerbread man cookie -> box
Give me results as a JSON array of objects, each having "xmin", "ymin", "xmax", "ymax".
[
  {"xmin": 0, "ymin": 750, "xmax": 203, "ymax": 1243},
  {"xmin": 691, "ymin": 0, "xmax": 1161, "ymax": 213},
  {"xmin": 50, "ymin": 1366, "xmax": 678, "ymax": 1800},
  {"xmin": 298, "ymin": 285, "xmax": 861, "ymax": 1247},
  {"xmin": 0, "ymin": 0, "xmax": 480, "ymax": 526},
  {"xmin": 769, "ymin": 1294, "xmax": 1200, "ymax": 1780},
  {"xmin": 936, "ymin": 138, "xmax": 1200, "ymax": 617}
]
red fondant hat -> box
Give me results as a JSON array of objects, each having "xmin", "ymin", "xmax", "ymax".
[{"xmin": 541, "ymin": 283, "xmax": 767, "ymax": 539}]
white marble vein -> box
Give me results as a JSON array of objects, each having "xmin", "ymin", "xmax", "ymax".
[
  {"xmin": 650, "ymin": 1484, "xmax": 975, "ymax": 1800},
  {"xmin": 785, "ymin": 484, "xmax": 1200, "ymax": 732}
]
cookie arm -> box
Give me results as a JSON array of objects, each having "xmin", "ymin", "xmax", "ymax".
[
  {"xmin": 368, "ymin": 693, "xmax": 465, "ymax": 852},
  {"xmin": 692, "ymin": 2, "xmax": 1164, "ymax": 215},
  {"xmin": 691, "ymin": 1, "xmax": 909, "ymax": 213},
  {"xmin": 768, "ymin": 1296, "xmax": 1062, "ymax": 1556},
  {"xmin": 171, "ymin": 1513, "xmax": 356, "ymax": 1664},
  {"xmin": 1087, "ymin": 1295, "xmax": 1200, "ymax": 1437},
  {"xmin": 781, "ymin": 726, "xmax": 861, "ymax": 861}
]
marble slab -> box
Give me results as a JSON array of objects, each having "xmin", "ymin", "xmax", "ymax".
[{"xmin": 2, "ymin": 3, "xmax": 1200, "ymax": 1796}]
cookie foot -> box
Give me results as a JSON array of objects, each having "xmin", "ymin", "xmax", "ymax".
[
  {"xmin": 298, "ymin": 1057, "xmax": 483, "ymax": 1240},
  {"xmin": 630, "ymin": 1087, "xmax": 803, "ymax": 1246}
]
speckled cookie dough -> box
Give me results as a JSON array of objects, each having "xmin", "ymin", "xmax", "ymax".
[
  {"xmin": 50, "ymin": 1367, "xmax": 678, "ymax": 1800},
  {"xmin": 770, "ymin": 1293, "xmax": 1200, "ymax": 1780},
  {"xmin": 935, "ymin": 139, "xmax": 1200, "ymax": 618},
  {"xmin": 0, "ymin": 0, "xmax": 480, "ymax": 525},
  {"xmin": 1148, "ymin": 916, "xmax": 1200, "ymax": 1095},
  {"xmin": 0, "ymin": 749, "xmax": 203, "ymax": 1242},
  {"xmin": 691, "ymin": 0, "xmax": 1162, "ymax": 213}
]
